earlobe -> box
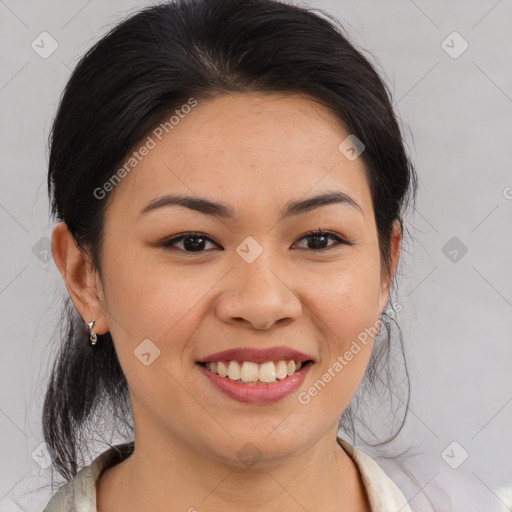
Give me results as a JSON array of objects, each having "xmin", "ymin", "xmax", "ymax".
[{"xmin": 51, "ymin": 222, "xmax": 109, "ymax": 334}]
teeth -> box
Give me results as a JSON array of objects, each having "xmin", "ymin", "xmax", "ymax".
[
  {"xmin": 204, "ymin": 359, "xmax": 307, "ymax": 384},
  {"xmin": 259, "ymin": 362, "xmax": 276, "ymax": 383},
  {"xmin": 218, "ymin": 361, "xmax": 228, "ymax": 377},
  {"xmin": 240, "ymin": 361, "xmax": 259, "ymax": 382},
  {"xmin": 227, "ymin": 360, "xmax": 241, "ymax": 380},
  {"xmin": 275, "ymin": 360, "xmax": 288, "ymax": 379}
]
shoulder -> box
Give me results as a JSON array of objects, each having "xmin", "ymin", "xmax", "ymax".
[
  {"xmin": 42, "ymin": 442, "xmax": 135, "ymax": 512},
  {"xmin": 338, "ymin": 438, "xmax": 512, "ymax": 512},
  {"xmin": 337, "ymin": 437, "xmax": 413, "ymax": 512}
]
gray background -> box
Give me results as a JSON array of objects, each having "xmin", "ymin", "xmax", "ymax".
[{"xmin": 1, "ymin": 0, "xmax": 511, "ymax": 510}]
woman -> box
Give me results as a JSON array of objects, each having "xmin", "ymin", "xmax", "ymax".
[{"xmin": 42, "ymin": 0, "xmax": 416, "ymax": 510}]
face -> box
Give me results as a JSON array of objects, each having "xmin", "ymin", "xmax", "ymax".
[{"xmin": 57, "ymin": 92, "xmax": 399, "ymax": 467}]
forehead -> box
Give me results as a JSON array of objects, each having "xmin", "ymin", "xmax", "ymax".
[{"xmin": 105, "ymin": 92, "xmax": 372, "ymax": 223}]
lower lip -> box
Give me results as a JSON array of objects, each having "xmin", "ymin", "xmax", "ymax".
[{"xmin": 197, "ymin": 362, "xmax": 313, "ymax": 404}]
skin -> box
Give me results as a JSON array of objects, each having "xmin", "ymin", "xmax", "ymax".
[{"xmin": 52, "ymin": 92, "xmax": 401, "ymax": 512}]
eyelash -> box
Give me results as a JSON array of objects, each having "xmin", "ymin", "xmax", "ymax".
[{"xmin": 159, "ymin": 230, "xmax": 351, "ymax": 253}]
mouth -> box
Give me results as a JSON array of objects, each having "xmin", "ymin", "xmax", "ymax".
[
  {"xmin": 196, "ymin": 346, "xmax": 315, "ymax": 403},
  {"xmin": 198, "ymin": 359, "xmax": 314, "ymax": 385}
]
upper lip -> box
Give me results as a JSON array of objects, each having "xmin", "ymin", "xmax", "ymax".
[{"xmin": 198, "ymin": 346, "xmax": 315, "ymax": 364}]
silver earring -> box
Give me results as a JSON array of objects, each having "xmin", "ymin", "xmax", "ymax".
[{"xmin": 87, "ymin": 320, "xmax": 98, "ymax": 345}]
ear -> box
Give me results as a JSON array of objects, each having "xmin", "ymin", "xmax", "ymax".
[
  {"xmin": 51, "ymin": 221, "xmax": 109, "ymax": 335},
  {"xmin": 378, "ymin": 219, "xmax": 402, "ymax": 312}
]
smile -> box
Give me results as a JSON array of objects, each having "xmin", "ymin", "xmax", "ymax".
[
  {"xmin": 197, "ymin": 359, "xmax": 314, "ymax": 403},
  {"xmin": 202, "ymin": 359, "xmax": 310, "ymax": 384}
]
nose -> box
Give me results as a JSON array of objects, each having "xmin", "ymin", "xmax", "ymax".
[{"xmin": 215, "ymin": 255, "xmax": 302, "ymax": 331}]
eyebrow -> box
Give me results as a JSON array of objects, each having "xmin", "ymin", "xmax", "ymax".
[{"xmin": 138, "ymin": 191, "xmax": 363, "ymax": 220}]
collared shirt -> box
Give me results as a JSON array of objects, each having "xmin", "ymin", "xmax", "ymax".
[{"xmin": 43, "ymin": 437, "xmax": 413, "ymax": 512}]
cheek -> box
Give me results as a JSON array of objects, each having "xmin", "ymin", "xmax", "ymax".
[
  {"xmin": 101, "ymin": 254, "xmax": 208, "ymax": 415},
  {"xmin": 306, "ymin": 251, "xmax": 383, "ymax": 337},
  {"xmin": 102, "ymin": 240, "xmax": 192, "ymax": 331},
  {"xmin": 299, "ymin": 250, "xmax": 382, "ymax": 385},
  {"xmin": 101, "ymin": 244, "xmax": 227, "ymax": 372},
  {"xmin": 98, "ymin": 245, "xmax": 196, "ymax": 363},
  {"xmin": 296, "ymin": 270, "xmax": 380, "ymax": 416}
]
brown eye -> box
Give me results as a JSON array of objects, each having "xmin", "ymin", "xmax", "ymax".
[
  {"xmin": 161, "ymin": 232, "xmax": 220, "ymax": 252},
  {"xmin": 294, "ymin": 231, "xmax": 349, "ymax": 251}
]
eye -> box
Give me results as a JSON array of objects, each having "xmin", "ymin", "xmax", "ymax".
[
  {"xmin": 160, "ymin": 232, "xmax": 220, "ymax": 252},
  {"xmin": 293, "ymin": 230, "xmax": 349, "ymax": 251},
  {"xmin": 159, "ymin": 230, "xmax": 350, "ymax": 254}
]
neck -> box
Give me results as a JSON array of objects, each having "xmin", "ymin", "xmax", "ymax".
[{"xmin": 97, "ymin": 425, "xmax": 369, "ymax": 512}]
